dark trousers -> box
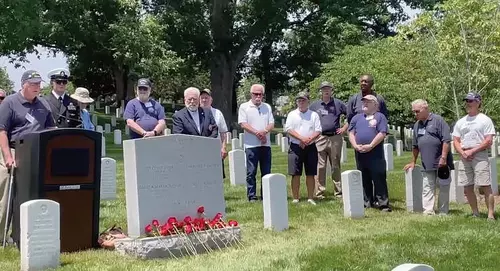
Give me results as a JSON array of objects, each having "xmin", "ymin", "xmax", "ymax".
[
  {"xmin": 245, "ymin": 146, "xmax": 272, "ymax": 200},
  {"xmin": 355, "ymin": 154, "xmax": 390, "ymax": 208},
  {"xmin": 222, "ymin": 159, "xmax": 226, "ymax": 179}
]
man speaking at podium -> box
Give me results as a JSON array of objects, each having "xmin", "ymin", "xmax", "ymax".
[{"xmin": 0, "ymin": 70, "xmax": 56, "ymax": 244}]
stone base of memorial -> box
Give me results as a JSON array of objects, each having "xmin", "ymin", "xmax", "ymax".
[{"xmin": 115, "ymin": 226, "xmax": 242, "ymax": 259}]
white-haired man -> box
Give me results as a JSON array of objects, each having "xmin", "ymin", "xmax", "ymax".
[
  {"xmin": 404, "ymin": 99, "xmax": 453, "ymax": 215},
  {"xmin": 173, "ymin": 87, "xmax": 218, "ymax": 138},
  {"xmin": 238, "ymin": 84, "xmax": 275, "ymax": 202}
]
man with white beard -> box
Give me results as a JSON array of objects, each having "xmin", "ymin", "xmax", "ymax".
[
  {"xmin": 172, "ymin": 87, "xmax": 218, "ymax": 138},
  {"xmin": 123, "ymin": 78, "xmax": 166, "ymax": 138}
]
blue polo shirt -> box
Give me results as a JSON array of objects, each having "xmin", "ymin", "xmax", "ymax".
[
  {"xmin": 309, "ymin": 98, "xmax": 347, "ymax": 135},
  {"xmin": 123, "ymin": 98, "xmax": 166, "ymax": 139},
  {"xmin": 412, "ymin": 113, "xmax": 454, "ymax": 171},
  {"xmin": 348, "ymin": 112, "xmax": 388, "ymax": 162}
]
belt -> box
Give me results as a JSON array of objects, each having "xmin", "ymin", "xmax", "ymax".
[{"xmin": 322, "ymin": 132, "xmax": 336, "ymax": 136}]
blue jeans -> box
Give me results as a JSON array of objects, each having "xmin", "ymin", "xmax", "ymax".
[
  {"xmin": 355, "ymin": 153, "xmax": 389, "ymax": 208},
  {"xmin": 245, "ymin": 146, "xmax": 272, "ymax": 200}
]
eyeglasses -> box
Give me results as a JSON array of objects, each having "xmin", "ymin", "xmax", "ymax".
[
  {"xmin": 251, "ymin": 92, "xmax": 263, "ymax": 97},
  {"xmin": 138, "ymin": 87, "xmax": 149, "ymax": 91},
  {"xmin": 465, "ymin": 100, "xmax": 475, "ymax": 103},
  {"xmin": 55, "ymin": 80, "xmax": 68, "ymax": 85},
  {"xmin": 412, "ymin": 110, "xmax": 421, "ymax": 114}
]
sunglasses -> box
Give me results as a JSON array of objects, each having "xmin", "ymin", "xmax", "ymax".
[
  {"xmin": 55, "ymin": 80, "xmax": 68, "ymax": 85},
  {"xmin": 465, "ymin": 100, "xmax": 476, "ymax": 103},
  {"xmin": 138, "ymin": 87, "xmax": 149, "ymax": 91},
  {"xmin": 412, "ymin": 110, "xmax": 421, "ymax": 114},
  {"xmin": 251, "ymin": 92, "xmax": 263, "ymax": 97}
]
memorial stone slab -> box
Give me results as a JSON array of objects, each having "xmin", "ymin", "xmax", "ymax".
[
  {"xmin": 405, "ymin": 166, "xmax": 423, "ymax": 212},
  {"xmin": 116, "ymin": 108, "xmax": 121, "ymax": 118},
  {"xmin": 123, "ymin": 135, "xmax": 226, "ymax": 238},
  {"xmin": 92, "ymin": 114, "xmax": 98, "ymax": 128},
  {"xmin": 111, "ymin": 116, "xmax": 117, "ymax": 127},
  {"xmin": 232, "ymin": 138, "xmax": 241, "ymax": 150},
  {"xmin": 392, "ymin": 263, "xmax": 434, "ymax": 271},
  {"xmin": 384, "ymin": 143, "xmax": 394, "ymax": 171},
  {"xmin": 239, "ymin": 133, "xmax": 244, "ymax": 148},
  {"xmin": 396, "ymin": 140, "xmax": 403, "ymax": 156},
  {"xmin": 450, "ymin": 161, "xmax": 465, "ymax": 204},
  {"xmin": 96, "ymin": 125, "xmax": 103, "ymax": 134},
  {"xmin": 105, "ymin": 106, "xmax": 110, "ymax": 115},
  {"xmin": 105, "ymin": 124, "xmax": 111, "ymax": 133},
  {"xmin": 114, "ymin": 130, "xmax": 122, "ymax": 145},
  {"xmin": 489, "ymin": 157, "xmax": 498, "ymax": 195},
  {"xmin": 102, "ymin": 136, "xmax": 106, "ymax": 157},
  {"xmin": 281, "ymin": 137, "xmax": 288, "ymax": 152},
  {"xmin": 229, "ymin": 150, "xmax": 246, "ymax": 186},
  {"xmin": 341, "ymin": 140, "xmax": 347, "ymax": 163}
]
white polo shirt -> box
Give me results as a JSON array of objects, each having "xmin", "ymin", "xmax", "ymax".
[
  {"xmin": 452, "ymin": 113, "xmax": 495, "ymax": 149},
  {"xmin": 285, "ymin": 108, "xmax": 322, "ymax": 145},
  {"xmin": 210, "ymin": 107, "xmax": 228, "ymax": 138},
  {"xmin": 238, "ymin": 100, "xmax": 274, "ymax": 148}
]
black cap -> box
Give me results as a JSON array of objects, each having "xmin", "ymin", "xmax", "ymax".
[
  {"xmin": 21, "ymin": 70, "xmax": 43, "ymax": 84},
  {"xmin": 437, "ymin": 166, "xmax": 450, "ymax": 180},
  {"xmin": 137, "ymin": 78, "xmax": 152, "ymax": 88},
  {"xmin": 201, "ymin": 89, "xmax": 212, "ymax": 96}
]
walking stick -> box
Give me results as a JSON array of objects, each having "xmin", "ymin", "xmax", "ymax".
[{"xmin": 2, "ymin": 167, "xmax": 14, "ymax": 248}]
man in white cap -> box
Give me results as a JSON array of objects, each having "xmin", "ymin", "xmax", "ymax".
[
  {"xmin": 70, "ymin": 87, "xmax": 95, "ymax": 131},
  {"xmin": 43, "ymin": 68, "xmax": 80, "ymax": 128}
]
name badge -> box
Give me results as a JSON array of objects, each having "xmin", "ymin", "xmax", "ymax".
[
  {"xmin": 418, "ymin": 128, "xmax": 426, "ymax": 135},
  {"xmin": 320, "ymin": 109, "xmax": 328, "ymax": 115},
  {"xmin": 145, "ymin": 102, "xmax": 153, "ymax": 108},
  {"xmin": 25, "ymin": 113, "xmax": 35, "ymax": 124}
]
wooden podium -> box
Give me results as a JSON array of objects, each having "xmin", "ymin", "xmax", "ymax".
[{"xmin": 11, "ymin": 129, "xmax": 102, "ymax": 252}]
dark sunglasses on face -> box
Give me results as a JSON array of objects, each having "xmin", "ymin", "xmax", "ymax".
[
  {"xmin": 412, "ymin": 110, "xmax": 421, "ymax": 114},
  {"xmin": 465, "ymin": 100, "xmax": 475, "ymax": 103},
  {"xmin": 252, "ymin": 92, "xmax": 263, "ymax": 97},
  {"xmin": 138, "ymin": 87, "xmax": 149, "ymax": 91},
  {"xmin": 56, "ymin": 80, "xmax": 68, "ymax": 85}
]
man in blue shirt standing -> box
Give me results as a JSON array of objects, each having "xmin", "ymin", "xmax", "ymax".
[
  {"xmin": 309, "ymin": 81, "xmax": 347, "ymax": 199},
  {"xmin": 123, "ymin": 78, "xmax": 166, "ymax": 139},
  {"xmin": 346, "ymin": 74, "xmax": 388, "ymax": 123},
  {"xmin": 348, "ymin": 95, "xmax": 391, "ymax": 212}
]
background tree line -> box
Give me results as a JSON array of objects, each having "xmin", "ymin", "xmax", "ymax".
[{"xmin": 2, "ymin": 0, "xmax": 499, "ymax": 128}]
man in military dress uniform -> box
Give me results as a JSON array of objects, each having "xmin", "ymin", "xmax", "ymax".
[{"xmin": 43, "ymin": 68, "xmax": 81, "ymax": 128}]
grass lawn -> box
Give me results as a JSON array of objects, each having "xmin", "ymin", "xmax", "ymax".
[{"xmin": 2, "ymin": 125, "xmax": 500, "ymax": 270}]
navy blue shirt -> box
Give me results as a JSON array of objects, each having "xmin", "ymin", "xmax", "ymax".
[
  {"xmin": 346, "ymin": 92, "xmax": 388, "ymax": 123},
  {"xmin": 412, "ymin": 113, "xmax": 454, "ymax": 171},
  {"xmin": 123, "ymin": 98, "xmax": 166, "ymax": 139},
  {"xmin": 348, "ymin": 112, "xmax": 388, "ymax": 162},
  {"xmin": 309, "ymin": 98, "xmax": 347, "ymax": 135}
]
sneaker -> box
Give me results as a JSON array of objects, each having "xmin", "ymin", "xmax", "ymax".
[
  {"xmin": 381, "ymin": 207, "xmax": 392, "ymax": 212},
  {"xmin": 307, "ymin": 199, "xmax": 317, "ymax": 206},
  {"xmin": 423, "ymin": 210, "xmax": 436, "ymax": 216},
  {"xmin": 292, "ymin": 199, "xmax": 300, "ymax": 204},
  {"xmin": 315, "ymin": 195, "xmax": 325, "ymax": 200}
]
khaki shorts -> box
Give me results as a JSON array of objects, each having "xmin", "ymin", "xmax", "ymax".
[{"xmin": 458, "ymin": 150, "xmax": 491, "ymax": 187}]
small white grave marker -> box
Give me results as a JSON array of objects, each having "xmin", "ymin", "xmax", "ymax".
[
  {"xmin": 101, "ymin": 158, "xmax": 117, "ymax": 200},
  {"xmin": 450, "ymin": 161, "xmax": 465, "ymax": 204},
  {"xmin": 102, "ymin": 136, "xmax": 106, "ymax": 157},
  {"xmin": 125, "ymin": 125, "xmax": 130, "ymax": 135},
  {"xmin": 92, "ymin": 114, "xmax": 98, "ymax": 127},
  {"xmin": 392, "ymin": 263, "xmax": 435, "ymax": 271},
  {"xmin": 232, "ymin": 138, "xmax": 241, "ymax": 150},
  {"xmin": 116, "ymin": 108, "xmax": 121, "ymax": 118},
  {"xmin": 105, "ymin": 124, "xmax": 111, "ymax": 133},
  {"xmin": 105, "ymin": 106, "xmax": 110, "ymax": 115},
  {"xmin": 396, "ymin": 140, "xmax": 403, "ymax": 156},
  {"xmin": 164, "ymin": 128, "xmax": 171, "ymax": 135},
  {"xmin": 341, "ymin": 140, "xmax": 347, "ymax": 163},
  {"xmin": 405, "ymin": 166, "xmax": 423, "ymax": 212},
  {"xmin": 229, "ymin": 150, "xmax": 246, "ymax": 186},
  {"xmin": 20, "ymin": 200, "xmax": 60, "ymax": 271},
  {"xmin": 111, "ymin": 116, "xmax": 117, "ymax": 127},
  {"xmin": 262, "ymin": 174, "xmax": 288, "ymax": 232},
  {"xmin": 226, "ymin": 133, "xmax": 232, "ymax": 144},
  {"xmin": 341, "ymin": 170, "xmax": 364, "ymax": 218},
  {"xmin": 489, "ymin": 157, "xmax": 498, "ymax": 195},
  {"xmin": 384, "ymin": 143, "xmax": 394, "ymax": 171},
  {"xmin": 89, "ymin": 104, "xmax": 94, "ymax": 112},
  {"xmin": 96, "ymin": 125, "xmax": 104, "ymax": 134},
  {"xmin": 114, "ymin": 129, "xmax": 122, "ymax": 145},
  {"xmin": 281, "ymin": 137, "xmax": 288, "ymax": 152},
  {"xmin": 239, "ymin": 133, "xmax": 244, "ymax": 148}
]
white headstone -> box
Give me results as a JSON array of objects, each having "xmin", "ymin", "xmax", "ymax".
[
  {"xmin": 89, "ymin": 104, "xmax": 94, "ymax": 112},
  {"xmin": 111, "ymin": 116, "xmax": 117, "ymax": 127},
  {"xmin": 123, "ymin": 135, "xmax": 226, "ymax": 238},
  {"xmin": 102, "ymin": 136, "xmax": 106, "ymax": 156},
  {"xmin": 226, "ymin": 133, "xmax": 232, "ymax": 144},
  {"xmin": 96, "ymin": 100, "xmax": 100, "ymax": 109},
  {"xmin": 450, "ymin": 161, "xmax": 465, "ymax": 204},
  {"xmin": 281, "ymin": 137, "xmax": 288, "ymax": 152},
  {"xmin": 341, "ymin": 170, "xmax": 364, "ymax": 218},
  {"xmin": 491, "ymin": 137, "xmax": 498, "ymax": 157},
  {"xmin": 232, "ymin": 129, "xmax": 238, "ymax": 139},
  {"xmin": 96, "ymin": 125, "xmax": 103, "ymax": 134},
  {"xmin": 232, "ymin": 138, "xmax": 241, "ymax": 150},
  {"xmin": 101, "ymin": 158, "xmax": 117, "ymax": 200},
  {"xmin": 20, "ymin": 200, "xmax": 60, "ymax": 271},
  {"xmin": 405, "ymin": 166, "xmax": 423, "ymax": 213},
  {"xmin": 116, "ymin": 108, "xmax": 121, "ymax": 118},
  {"xmin": 105, "ymin": 106, "xmax": 110, "ymax": 115},
  {"xmin": 239, "ymin": 133, "xmax": 244, "ymax": 148},
  {"xmin": 114, "ymin": 129, "xmax": 122, "ymax": 145},
  {"xmin": 277, "ymin": 133, "xmax": 283, "ymax": 146},
  {"xmin": 92, "ymin": 114, "xmax": 98, "ymax": 128},
  {"xmin": 341, "ymin": 140, "xmax": 347, "ymax": 163},
  {"xmin": 392, "ymin": 263, "xmax": 434, "ymax": 271},
  {"xmin": 396, "ymin": 140, "xmax": 403, "ymax": 156},
  {"xmin": 164, "ymin": 128, "xmax": 171, "ymax": 135},
  {"xmin": 125, "ymin": 125, "xmax": 130, "ymax": 135},
  {"xmin": 229, "ymin": 150, "xmax": 246, "ymax": 186},
  {"xmin": 262, "ymin": 174, "xmax": 288, "ymax": 232},
  {"xmin": 384, "ymin": 143, "xmax": 394, "ymax": 171},
  {"xmin": 489, "ymin": 157, "xmax": 498, "ymax": 195},
  {"xmin": 105, "ymin": 124, "xmax": 111, "ymax": 133}
]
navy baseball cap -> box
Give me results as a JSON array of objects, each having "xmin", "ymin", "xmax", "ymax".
[
  {"xmin": 21, "ymin": 70, "xmax": 43, "ymax": 84},
  {"xmin": 137, "ymin": 78, "xmax": 152, "ymax": 88},
  {"xmin": 463, "ymin": 92, "xmax": 481, "ymax": 102},
  {"xmin": 437, "ymin": 166, "xmax": 450, "ymax": 180}
]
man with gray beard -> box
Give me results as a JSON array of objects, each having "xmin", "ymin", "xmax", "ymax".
[
  {"xmin": 173, "ymin": 87, "xmax": 218, "ymax": 138},
  {"xmin": 123, "ymin": 78, "xmax": 166, "ymax": 138}
]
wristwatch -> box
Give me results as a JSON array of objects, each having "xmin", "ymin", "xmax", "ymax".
[{"xmin": 154, "ymin": 130, "xmax": 158, "ymax": 136}]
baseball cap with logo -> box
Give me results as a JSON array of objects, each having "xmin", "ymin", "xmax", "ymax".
[
  {"xmin": 463, "ymin": 92, "xmax": 481, "ymax": 102},
  {"xmin": 319, "ymin": 81, "xmax": 333, "ymax": 89},
  {"xmin": 137, "ymin": 78, "xmax": 152, "ymax": 88},
  {"xmin": 21, "ymin": 70, "xmax": 43, "ymax": 84},
  {"xmin": 361, "ymin": 94, "xmax": 378, "ymax": 103},
  {"xmin": 296, "ymin": 91, "xmax": 309, "ymax": 100},
  {"xmin": 201, "ymin": 89, "xmax": 212, "ymax": 96}
]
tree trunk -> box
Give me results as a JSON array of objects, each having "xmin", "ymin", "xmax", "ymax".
[
  {"xmin": 211, "ymin": 53, "xmax": 236, "ymax": 130},
  {"xmin": 113, "ymin": 67, "xmax": 125, "ymax": 103},
  {"xmin": 261, "ymin": 44, "xmax": 273, "ymax": 106}
]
